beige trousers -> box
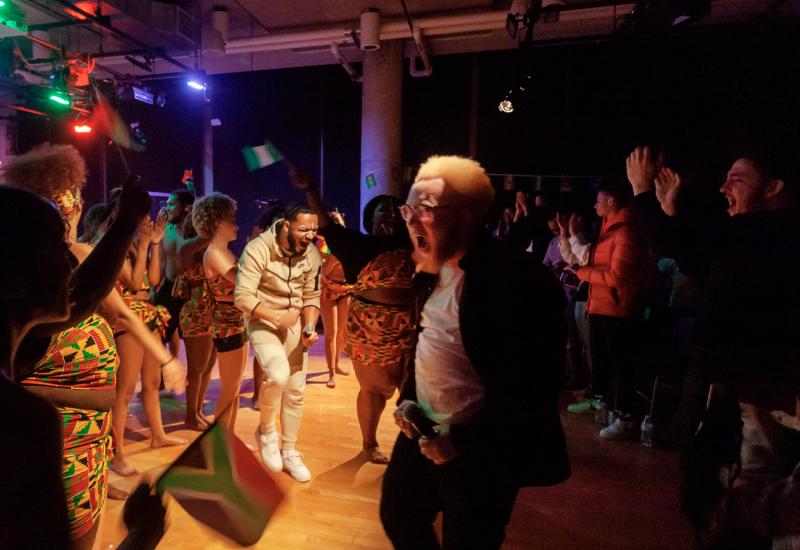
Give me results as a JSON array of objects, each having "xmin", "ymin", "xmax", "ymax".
[{"xmin": 250, "ymin": 322, "xmax": 307, "ymax": 450}]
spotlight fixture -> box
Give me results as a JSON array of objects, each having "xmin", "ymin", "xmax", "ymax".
[
  {"xmin": 498, "ymin": 94, "xmax": 514, "ymax": 114},
  {"xmin": 73, "ymin": 124, "xmax": 92, "ymax": 134},
  {"xmin": 187, "ymin": 79, "xmax": 206, "ymax": 91},
  {"xmin": 497, "ymin": 73, "xmax": 532, "ymax": 115}
]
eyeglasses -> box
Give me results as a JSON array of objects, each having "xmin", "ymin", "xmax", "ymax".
[{"xmin": 399, "ymin": 203, "xmax": 465, "ymax": 223}]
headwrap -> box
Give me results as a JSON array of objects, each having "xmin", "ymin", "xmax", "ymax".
[{"xmin": 52, "ymin": 188, "xmax": 81, "ymax": 219}]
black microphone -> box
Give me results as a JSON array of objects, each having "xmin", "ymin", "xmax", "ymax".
[{"xmin": 398, "ymin": 401, "xmax": 438, "ymax": 439}]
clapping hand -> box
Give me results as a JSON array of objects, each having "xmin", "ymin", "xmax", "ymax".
[
  {"xmin": 654, "ymin": 167, "xmax": 682, "ymax": 217},
  {"xmin": 626, "ymin": 146, "xmax": 663, "ymax": 196},
  {"xmin": 152, "ymin": 210, "xmax": 168, "ymax": 243},
  {"xmin": 556, "ymin": 212, "xmax": 570, "ymax": 237}
]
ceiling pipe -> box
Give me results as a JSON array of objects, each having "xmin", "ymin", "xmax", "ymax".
[
  {"xmin": 408, "ymin": 26, "xmax": 432, "ymax": 77},
  {"xmin": 95, "ymin": 4, "xmax": 637, "ymax": 69},
  {"xmin": 330, "ymin": 43, "xmax": 362, "ymax": 82},
  {"xmin": 224, "ymin": 5, "xmax": 635, "ymax": 55},
  {"xmin": 48, "ymin": 0, "xmax": 192, "ymax": 72}
]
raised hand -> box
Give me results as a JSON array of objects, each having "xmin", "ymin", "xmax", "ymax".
[
  {"xmin": 626, "ymin": 146, "xmax": 662, "ymax": 196},
  {"xmin": 116, "ymin": 175, "xmax": 152, "ymax": 226},
  {"xmin": 152, "ymin": 210, "xmax": 168, "ymax": 243},
  {"xmin": 568, "ymin": 213, "xmax": 580, "ymax": 238},
  {"xmin": 138, "ymin": 217, "xmax": 155, "ymax": 244},
  {"xmin": 556, "ymin": 212, "xmax": 570, "ymax": 237},
  {"xmin": 654, "ymin": 167, "xmax": 682, "ymax": 217},
  {"xmin": 288, "ymin": 164, "xmax": 313, "ymax": 191}
]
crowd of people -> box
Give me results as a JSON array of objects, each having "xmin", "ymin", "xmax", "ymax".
[{"xmin": 1, "ymin": 139, "xmax": 798, "ymax": 550}]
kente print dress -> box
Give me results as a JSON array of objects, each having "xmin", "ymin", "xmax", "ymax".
[
  {"xmin": 22, "ymin": 313, "xmax": 118, "ymax": 539},
  {"xmin": 346, "ymin": 248, "xmax": 415, "ymax": 370},
  {"xmin": 208, "ymin": 272, "xmax": 246, "ymax": 342},
  {"xmin": 172, "ymin": 261, "xmax": 214, "ymax": 337}
]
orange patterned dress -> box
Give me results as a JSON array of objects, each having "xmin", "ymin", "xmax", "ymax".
[
  {"xmin": 345, "ymin": 248, "xmax": 415, "ymax": 369},
  {"xmin": 172, "ymin": 262, "xmax": 214, "ymax": 337}
]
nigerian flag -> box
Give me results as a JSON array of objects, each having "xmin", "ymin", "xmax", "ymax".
[{"xmin": 241, "ymin": 141, "xmax": 283, "ymax": 172}]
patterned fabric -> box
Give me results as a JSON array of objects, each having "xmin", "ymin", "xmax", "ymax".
[
  {"xmin": 115, "ymin": 249, "xmax": 171, "ymax": 337},
  {"xmin": 23, "ymin": 314, "xmax": 117, "ymax": 389},
  {"xmin": 321, "ymin": 254, "xmax": 352, "ymax": 302},
  {"xmin": 208, "ymin": 273, "xmax": 245, "ymax": 340},
  {"xmin": 174, "ymin": 263, "xmax": 213, "ymax": 337},
  {"xmin": 61, "ymin": 406, "xmax": 114, "ymax": 539},
  {"xmin": 346, "ymin": 249, "xmax": 415, "ymax": 369},
  {"xmin": 23, "ymin": 314, "xmax": 118, "ymax": 539}
]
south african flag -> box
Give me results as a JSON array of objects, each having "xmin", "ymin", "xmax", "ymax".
[{"xmin": 157, "ymin": 423, "xmax": 285, "ymax": 545}]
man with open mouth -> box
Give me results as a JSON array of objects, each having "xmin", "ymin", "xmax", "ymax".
[{"xmin": 381, "ymin": 155, "xmax": 570, "ymax": 550}]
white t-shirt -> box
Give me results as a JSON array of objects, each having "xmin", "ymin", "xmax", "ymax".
[{"xmin": 415, "ymin": 264, "xmax": 485, "ymax": 427}]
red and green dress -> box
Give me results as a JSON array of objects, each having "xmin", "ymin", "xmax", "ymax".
[{"xmin": 21, "ymin": 313, "xmax": 118, "ymax": 539}]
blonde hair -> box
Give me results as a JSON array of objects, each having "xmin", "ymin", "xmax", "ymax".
[
  {"xmin": 415, "ymin": 155, "xmax": 495, "ymax": 213},
  {"xmin": 192, "ymin": 193, "xmax": 236, "ymax": 238},
  {"xmin": 3, "ymin": 143, "xmax": 87, "ymax": 198}
]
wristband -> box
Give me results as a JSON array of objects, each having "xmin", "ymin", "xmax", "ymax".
[{"xmin": 160, "ymin": 356, "xmax": 174, "ymax": 368}]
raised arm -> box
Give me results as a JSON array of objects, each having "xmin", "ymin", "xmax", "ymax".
[{"xmin": 30, "ymin": 175, "xmax": 151, "ymax": 336}]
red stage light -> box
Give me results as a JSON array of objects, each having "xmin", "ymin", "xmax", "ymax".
[{"xmin": 73, "ymin": 124, "xmax": 93, "ymax": 134}]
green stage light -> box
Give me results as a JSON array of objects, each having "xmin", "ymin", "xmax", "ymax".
[{"xmin": 49, "ymin": 92, "xmax": 70, "ymax": 106}]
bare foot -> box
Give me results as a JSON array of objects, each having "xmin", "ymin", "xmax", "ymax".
[
  {"xmin": 363, "ymin": 447, "xmax": 390, "ymax": 465},
  {"xmin": 109, "ymin": 456, "xmax": 139, "ymax": 477},
  {"xmin": 334, "ymin": 366, "xmax": 350, "ymax": 376},
  {"xmin": 326, "ymin": 377, "xmax": 336, "ymax": 389},
  {"xmin": 107, "ymin": 485, "xmax": 128, "ymax": 500},
  {"xmin": 184, "ymin": 416, "xmax": 209, "ymax": 431},
  {"xmin": 151, "ymin": 435, "xmax": 188, "ymax": 448}
]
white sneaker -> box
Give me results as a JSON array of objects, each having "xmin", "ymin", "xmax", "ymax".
[
  {"xmin": 599, "ymin": 417, "xmax": 639, "ymax": 441},
  {"xmin": 255, "ymin": 428, "xmax": 282, "ymax": 472},
  {"xmin": 281, "ymin": 450, "xmax": 311, "ymax": 482}
]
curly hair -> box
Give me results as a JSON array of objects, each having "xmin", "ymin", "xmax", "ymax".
[
  {"xmin": 3, "ymin": 143, "xmax": 87, "ymax": 199},
  {"xmin": 192, "ymin": 192, "xmax": 236, "ymax": 239}
]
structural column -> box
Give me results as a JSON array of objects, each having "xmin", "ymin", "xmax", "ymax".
[{"xmin": 360, "ymin": 39, "xmax": 403, "ymax": 230}]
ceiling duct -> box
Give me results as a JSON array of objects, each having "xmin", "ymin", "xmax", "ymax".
[{"xmin": 203, "ymin": 6, "xmax": 229, "ymax": 58}]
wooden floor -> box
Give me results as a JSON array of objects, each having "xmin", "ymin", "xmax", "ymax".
[{"xmin": 97, "ymin": 340, "xmax": 695, "ymax": 550}]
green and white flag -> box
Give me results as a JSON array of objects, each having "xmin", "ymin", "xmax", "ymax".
[{"xmin": 241, "ymin": 141, "xmax": 284, "ymax": 172}]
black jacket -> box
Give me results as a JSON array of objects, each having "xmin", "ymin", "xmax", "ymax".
[
  {"xmin": 399, "ymin": 233, "xmax": 571, "ymax": 487},
  {"xmin": 632, "ymin": 191, "xmax": 800, "ymax": 379}
]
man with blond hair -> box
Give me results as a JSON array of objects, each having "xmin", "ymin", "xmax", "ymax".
[{"xmin": 380, "ymin": 155, "xmax": 570, "ymax": 549}]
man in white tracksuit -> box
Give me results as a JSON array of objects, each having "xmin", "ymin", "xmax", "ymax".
[{"xmin": 235, "ymin": 204, "xmax": 322, "ymax": 482}]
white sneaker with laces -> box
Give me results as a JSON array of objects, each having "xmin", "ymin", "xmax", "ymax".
[
  {"xmin": 282, "ymin": 450, "xmax": 311, "ymax": 482},
  {"xmin": 599, "ymin": 417, "xmax": 639, "ymax": 440},
  {"xmin": 255, "ymin": 428, "xmax": 282, "ymax": 472}
]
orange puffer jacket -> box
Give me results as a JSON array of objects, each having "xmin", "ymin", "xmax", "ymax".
[{"xmin": 577, "ymin": 207, "xmax": 646, "ymax": 318}]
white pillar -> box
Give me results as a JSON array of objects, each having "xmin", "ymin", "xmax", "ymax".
[
  {"xmin": 360, "ymin": 39, "xmax": 403, "ymax": 230},
  {"xmin": 202, "ymin": 102, "xmax": 214, "ymax": 195}
]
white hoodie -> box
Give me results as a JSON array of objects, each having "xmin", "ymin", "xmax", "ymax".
[{"xmin": 234, "ymin": 219, "xmax": 322, "ymax": 333}]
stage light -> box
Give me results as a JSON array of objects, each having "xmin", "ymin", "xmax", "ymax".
[
  {"xmin": 74, "ymin": 124, "xmax": 92, "ymax": 133},
  {"xmin": 187, "ymin": 79, "xmax": 206, "ymax": 91},
  {"xmin": 49, "ymin": 92, "xmax": 70, "ymax": 106},
  {"xmin": 498, "ymin": 95, "xmax": 514, "ymax": 114}
]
